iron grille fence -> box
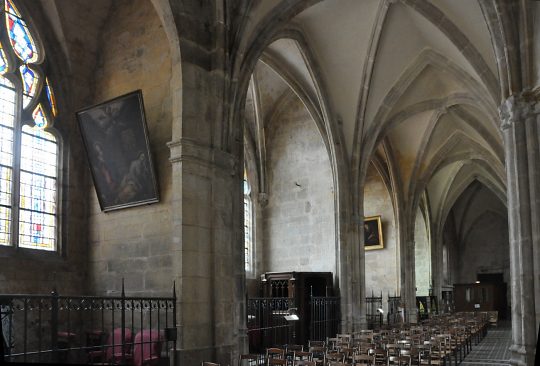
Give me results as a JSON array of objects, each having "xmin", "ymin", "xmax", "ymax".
[
  {"xmin": 247, "ymin": 297, "xmax": 293, "ymax": 353},
  {"xmin": 387, "ymin": 294, "xmax": 402, "ymax": 326},
  {"xmin": 366, "ymin": 292, "xmax": 383, "ymax": 329},
  {"xmin": 246, "ymin": 296, "xmax": 340, "ymax": 353},
  {"xmin": 309, "ymin": 296, "xmax": 340, "ymax": 341},
  {"xmin": 0, "ymin": 283, "xmax": 177, "ymax": 364}
]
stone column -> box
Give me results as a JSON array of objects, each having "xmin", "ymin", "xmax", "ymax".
[
  {"xmin": 499, "ymin": 91, "xmax": 539, "ymax": 366},
  {"xmin": 168, "ymin": 138, "xmax": 245, "ymax": 366},
  {"xmin": 404, "ymin": 238, "xmax": 418, "ymax": 324},
  {"xmin": 350, "ymin": 217, "xmax": 366, "ymax": 332},
  {"xmin": 167, "ymin": 2, "xmax": 246, "ymax": 364},
  {"xmin": 430, "ymin": 223, "xmax": 442, "ymax": 307}
]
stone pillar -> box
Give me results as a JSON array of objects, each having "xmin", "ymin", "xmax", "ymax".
[
  {"xmin": 431, "ymin": 223, "xmax": 442, "ymax": 305},
  {"xmin": 168, "ymin": 138, "xmax": 245, "ymax": 365},
  {"xmin": 399, "ymin": 218, "xmax": 417, "ymax": 324},
  {"xmin": 404, "ymin": 238, "xmax": 418, "ymax": 324},
  {"xmin": 167, "ymin": 2, "xmax": 246, "ymax": 364},
  {"xmin": 350, "ymin": 217, "xmax": 366, "ymax": 332},
  {"xmin": 499, "ymin": 91, "xmax": 539, "ymax": 366}
]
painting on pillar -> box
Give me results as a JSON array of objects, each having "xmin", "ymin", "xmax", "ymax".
[
  {"xmin": 364, "ymin": 215, "xmax": 384, "ymax": 250},
  {"xmin": 76, "ymin": 90, "xmax": 159, "ymax": 211}
]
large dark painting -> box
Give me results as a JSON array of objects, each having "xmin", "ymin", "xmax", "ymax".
[
  {"xmin": 364, "ymin": 215, "xmax": 384, "ymax": 250},
  {"xmin": 77, "ymin": 90, "xmax": 159, "ymax": 212}
]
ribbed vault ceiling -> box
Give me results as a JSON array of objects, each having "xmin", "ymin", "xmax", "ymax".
[{"xmin": 244, "ymin": 0, "xmax": 508, "ymax": 230}]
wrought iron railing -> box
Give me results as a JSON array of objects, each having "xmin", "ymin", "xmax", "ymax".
[
  {"xmin": 387, "ymin": 294, "xmax": 402, "ymax": 325},
  {"xmin": 309, "ymin": 296, "xmax": 340, "ymax": 341},
  {"xmin": 246, "ymin": 296, "xmax": 340, "ymax": 353},
  {"xmin": 366, "ymin": 292, "xmax": 383, "ymax": 329},
  {"xmin": 0, "ymin": 282, "xmax": 177, "ymax": 364},
  {"xmin": 246, "ymin": 297, "xmax": 293, "ymax": 353}
]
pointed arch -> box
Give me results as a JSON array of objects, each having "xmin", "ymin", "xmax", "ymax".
[
  {"xmin": 410, "ymin": 130, "xmax": 506, "ymax": 222},
  {"xmin": 436, "ymin": 167, "xmax": 507, "ymax": 243}
]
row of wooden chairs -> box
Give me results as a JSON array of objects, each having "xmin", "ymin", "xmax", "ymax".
[
  {"xmin": 204, "ymin": 313, "xmax": 489, "ymax": 366},
  {"xmin": 318, "ymin": 314, "xmax": 488, "ymax": 366}
]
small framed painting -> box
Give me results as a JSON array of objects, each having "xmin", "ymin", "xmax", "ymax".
[
  {"xmin": 364, "ymin": 215, "xmax": 383, "ymax": 250},
  {"xmin": 76, "ymin": 90, "xmax": 159, "ymax": 212}
]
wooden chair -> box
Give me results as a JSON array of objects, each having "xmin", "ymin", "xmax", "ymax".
[
  {"xmin": 358, "ymin": 342, "xmax": 376, "ymax": 355},
  {"xmin": 308, "ymin": 340, "xmax": 325, "ymax": 348},
  {"xmin": 337, "ymin": 334, "xmax": 353, "ymax": 344},
  {"xmin": 287, "ymin": 344, "xmax": 304, "ymax": 352},
  {"xmin": 351, "ymin": 354, "xmax": 373, "ymax": 366},
  {"xmin": 368, "ymin": 348, "xmax": 387, "ymax": 365},
  {"xmin": 385, "ymin": 344, "xmax": 400, "ymax": 357},
  {"xmin": 326, "ymin": 352, "xmax": 345, "ymax": 363},
  {"xmin": 292, "ymin": 350, "xmax": 313, "ymax": 361},
  {"xmin": 400, "ymin": 348, "xmax": 420, "ymax": 366},
  {"xmin": 267, "ymin": 359, "xmax": 287, "ymax": 366},
  {"xmin": 238, "ymin": 353, "xmax": 260, "ymax": 365},
  {"xmin": 327, "ymin": 337, "xmax": 339, "ymax": 351},
  {"xmin": 340, "ymin": 347, "xmax": 356, "ymax": 363},
  {"xmin": 286, "ymin": 345, "xmax": 305, "ymax": 363},
  {"xmin": 308, "ymin": 346, "xmax": 325, "ymax": 366},
  {"xmin": 387, "ymin": 356, "xmax": 411, "ymax": 366},
  {"xmin": 266, "ymin": 347, "xmax": 286, "ymax": 359},
  {"xmin": 293, "ymin": 360, "xmax": 316, "ymax": 366}
]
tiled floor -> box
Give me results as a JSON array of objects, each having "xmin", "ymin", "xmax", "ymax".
[{"xmin": 460, "ymin": 322, "xmax": 512, "ymax": 366}]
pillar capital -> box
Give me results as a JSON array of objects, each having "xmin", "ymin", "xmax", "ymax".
[{"xmin": 499, "ymin": 90, "xmax": 540, "ymax": 130}]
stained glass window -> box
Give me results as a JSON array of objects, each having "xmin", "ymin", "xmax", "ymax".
[
  {"xmin": 0, "ymin": 77, "xmax": 14, "ymax": 246},
  {"xmin": 20, "ymin": 64, "xmax": 39, "ymax": 108},
  {"xmin": 0, "ymin": 0, "xmax": 58, "ymax": 251},
  {"xmin": 45, "ymin": 78, "xmax": 57, "ymax": 117},
  {"xmin": 244, "ymin": 176, "xmax": 253, "ymax": 273},
  {"xmin": 32, "ymin": 103, "xmax": 48, "ymax": 128},
  {"xmin": 5, "ymin": 0, "xmax": 39, "ymax": 63},
  {"xmin": 0, "ymin": 44, "xmax": 8, "ymax": 75},
  {"xmin": 19, "ymin": 125, "xmax": 56, "ymax": 250}
]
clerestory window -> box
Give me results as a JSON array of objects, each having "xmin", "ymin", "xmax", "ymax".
[{"xmin": 0, "ymin": 0, "xmax": 59, "ymax": 251}]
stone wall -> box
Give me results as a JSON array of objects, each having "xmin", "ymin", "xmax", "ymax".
[
  {"xmin": 86, "ymin": 0, "xmax": 173, "ymax": 296},
  {"xmin": 263, "ymin": 97, "xmax": 336, "ymax": 274},
  {"xmin": 363, "ymin": 163, "xmax": 399, "ymax": 303}
]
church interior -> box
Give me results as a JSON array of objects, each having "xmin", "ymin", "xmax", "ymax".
[{"xmin": 0, "ymin": 0, "xmax": 539, "ymax": 365}]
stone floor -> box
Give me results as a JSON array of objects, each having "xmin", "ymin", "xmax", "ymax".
[{"xmin": 460, "ymin": 322, "xmax": 512, "ymax": 366}]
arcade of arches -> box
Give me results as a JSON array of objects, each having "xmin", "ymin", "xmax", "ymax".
[{"xmin": 0, "ymin": 0, "xmax": 539, "ymax": 365}]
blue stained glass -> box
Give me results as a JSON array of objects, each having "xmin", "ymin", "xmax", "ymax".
[
  {"xmin": 20, "ymin": 64, "xmax": 39, "ymax": 107},
  {"xmin": 5, "ymin": 0, "xmax": 38, "ymax": 63},
  {"xmin": 0, "ymin": 45, "xmax": 7, "ymax": 75},
  {"xmin": 45, "ymin": 78, "xmax": 57, "ymax": 117},
  {"xmin": 32, "ymin": 104, "xmax": 48, "ymax": 128}
]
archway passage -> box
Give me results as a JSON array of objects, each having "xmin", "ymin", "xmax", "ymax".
[{"xmin": 443, "ymin": 181, "xmax": 510, "ymax": 319}]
